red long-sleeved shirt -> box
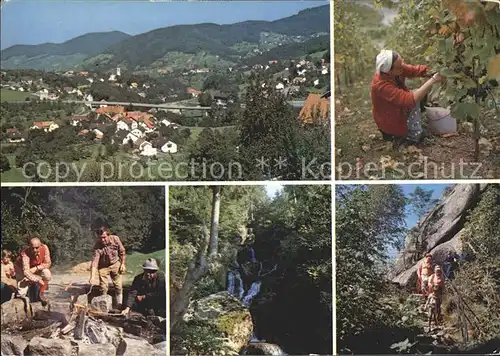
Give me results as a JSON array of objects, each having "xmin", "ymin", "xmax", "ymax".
[
  {"xmin": 17, "ymin": 244, "xmax": 52, "ymax": 282},
  {"xmin": 371, "ymin": 64, "xmax": 429, "ymax": 137}
]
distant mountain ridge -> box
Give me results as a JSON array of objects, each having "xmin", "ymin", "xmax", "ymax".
[
  {"xmin": 1, "ymin": 5, "xmax": 329, "ymax": 71},
  {"xmin": 1, "ymin": 31, "xmax": 131, "ymax": 59}
]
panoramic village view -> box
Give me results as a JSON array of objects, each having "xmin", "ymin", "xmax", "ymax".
[{"xmin": 0, "ymin": 1, "xmax": 331, "ymax": 182}]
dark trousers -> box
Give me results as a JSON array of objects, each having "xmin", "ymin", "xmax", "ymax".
[
  {"xmin": 1, "ymin": 282, "xmax": 14, "ymax": 304},
  {"xmin": 132, "ymin": 297, "xmax": 165, "ymax": 318},
  {"xmin": 27, "ymin": 283, "xmax": 42, "ymax": 303}
]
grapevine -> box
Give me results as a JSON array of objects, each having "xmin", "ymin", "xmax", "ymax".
[
  {"xmin": 334, "ymin": 1, "xmax": 378, "ymax": 94},
  {"xmin": 386, "ymin": 0, "xmax": 500, "ymax": 158}
]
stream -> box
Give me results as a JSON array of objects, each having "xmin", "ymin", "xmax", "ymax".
[{"xmin": 227, "ymin": 247, "xmax": 286, "ymax": 355}]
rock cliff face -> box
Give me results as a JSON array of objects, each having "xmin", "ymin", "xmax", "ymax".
[{"xmin": 390, "ymin": 184, "xmax": 489, "ymax": 288}]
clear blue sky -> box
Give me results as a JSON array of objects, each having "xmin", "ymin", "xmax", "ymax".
[
  {"xmin": 0, "ymin": 1, "xmax": 327, "ymax": 49},
  {"xmin": 265, "ymin": 183, "xmax": 283, "ymax": 198}
]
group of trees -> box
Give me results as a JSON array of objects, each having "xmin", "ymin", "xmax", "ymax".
[
  {"xmin": 1, "ymin": 69, "xmax": 89, "ymax": 91},
  {"xmin": 1, "ymin": 186, "xmax": 165, "ymax": 265},
  {"xmin": 1, "ymin": 101, "xmax": 82, "ymax": 130},
  {"xmin": 169, "ymin": 185, "xmax": 332, "ymax": 355},
  {"xmin": 188, "ymin": 76, "xmax": 331, "ymax": 181}
]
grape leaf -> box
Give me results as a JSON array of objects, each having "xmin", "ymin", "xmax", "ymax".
[
  {"xmin": 462, "ymin": 76, "xmax": 477, "ymax": 88},
  {"xmin": 454, "ymin": 102, "xmax": 481, "ymax": 119}
]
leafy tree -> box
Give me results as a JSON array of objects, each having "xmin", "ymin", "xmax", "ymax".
[
  {"xmin": 198, "ymin": 92, "xmax": 213, "ymax": 107},
  {"xmin": 408, "ymin": 187, "xmax": 438, "ymax": 226},
  {"xmin": 188, "ymin": 128, "xmax": 240, "ymax": 181},
  {"xmin": 0, "ymin": 154, "xmax": 11, "ymax": 172},
  {"xmin": 336, "ymin": 185, "xmax": 407, "ymax": 352}
]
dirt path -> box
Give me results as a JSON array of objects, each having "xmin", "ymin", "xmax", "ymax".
[{"xmin": 334, "ymin": 78, "xmax": 500, "ymax": 180}]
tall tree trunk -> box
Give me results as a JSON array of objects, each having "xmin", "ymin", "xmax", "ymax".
[
  {"xmin": 209, "ymin": 186, "xmax": 221, "ymax": 258},
  {"xmin": 170, "ymin": 222, "xmax": 209, "ymax": 331},
  {"xmin": 336, "ymin": 71, "xmax": 342, "ymax": 95}
]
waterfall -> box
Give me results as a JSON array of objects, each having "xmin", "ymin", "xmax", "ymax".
[
  {"xmin": 227, "ymin": 270, "xmax": 244, "ymax": 299},
  {"xmin": 242, "ymin": 280, "xmax": 262, "ymax": 307},
  {"xmin": 249, "ymin": 247, "xmax": 257, "ymax": 263}
]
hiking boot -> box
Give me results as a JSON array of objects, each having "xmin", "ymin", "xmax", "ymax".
[{"xmin": 39, "ymin": 292, "xmax": 48, "ymax": 306}]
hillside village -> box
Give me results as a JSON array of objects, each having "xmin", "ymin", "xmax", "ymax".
[{"xmin": 1, "ymin": 55, "xmax": 330, "ymax": 160}]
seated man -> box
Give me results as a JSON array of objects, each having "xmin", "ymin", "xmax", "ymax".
[
  {"xmin": 15, "ymin": 237, "xmax": 52, "ymax": 303},
  {"xmin": 1, "ymin": 249, "xmax": 18, "ymax": 304},
  {"xmin": 371, "ymin": 49, "xmax": 446, "ymax": 144},
  {"xmin": 121, "ymin": 258, "xmax": 165, "ymax": 317}
]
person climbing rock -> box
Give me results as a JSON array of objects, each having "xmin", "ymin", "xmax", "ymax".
[
  {"xmin": 15, "ymin": 237, "xmax": 52, "ymax": 303},
  {"xmin": 1, "ymin": 249, "xmax": 18, "ymax": 304},
  {"xmin": 417, "ymin": 253, "xmax": 434, "ymax": 296},
  {"xmin": 428, "ymin": 265, "xmax": 445, "ymax": 321},
  {"xmin": 371, "ymin": 49, "xmax": 446, "ymax": 144},
  {"xmin": 89, "ymin": 226, "xmax": 126, "ymax": 308},
  {"xmin": 121, "ymin": 258, "xmax": 166, "ymax": 317}
]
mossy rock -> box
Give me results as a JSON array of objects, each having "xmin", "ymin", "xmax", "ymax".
[{"xmin": 184, "ymin": 292, "xmax": 253, "ymax": 354}]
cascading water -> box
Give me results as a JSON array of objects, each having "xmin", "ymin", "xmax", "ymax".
[
  {"xmin": 227, "ymin": 270, "xmax": 244, "ymax": 300},
  {"xmin": 228, "ymin": 248, "xmax": 287, "ymax": 355},
  {"xmin": 242, "ymin": 281, "xmax": 261, "ymax": 307},
  {"xmin": 249, "ymin": 247, "xmax": 257, "ymax": 263}
]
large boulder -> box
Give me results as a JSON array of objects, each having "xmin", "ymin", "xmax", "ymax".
[
  {"xmin": 1, "ymin": 298, "xmax": 30, "ymax": 327},
  {"xmin": 390, "ymin": 184, "xmax": 488, "ymax": 287},
  {"xmin": 183, "ymin": 291, "xmax": 253, "ymax": 355},
  {"xmin": 25, "ymin": 336, "xmax": 73, "ymax": 356},
  {"xmin": 241, "ymin": 342, "xmax": 286, "ymax": 355},
  {"xmin": 90, "ymin": 295, "xmax": 112, "ymax": 313},
  {"xmin": 77, "ymin": 343, "xmax": 116, "ymax": 356},
  {"xmin": 1, "ymin": 334, "xmax": 28, "ymax": 355},
  {"xmin": 392, "ymin": 231, "xmax": 464, "ymax": 288},
  {"xmin": 33, "ymin": 300, "xmax": 72, "ymax": 325},
  {"xmin": 118, "ymin": 337, "xmax": 164, "ymax": 356}
]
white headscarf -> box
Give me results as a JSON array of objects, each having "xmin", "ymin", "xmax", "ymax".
[{"xmin": 376, "ymin": 49, "xmax": 394, "ymax": 73}]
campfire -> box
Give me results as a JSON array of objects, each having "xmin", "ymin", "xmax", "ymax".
[{"xmin": 1, "ymin": 283, "xmax": 166, "ymax": 356}]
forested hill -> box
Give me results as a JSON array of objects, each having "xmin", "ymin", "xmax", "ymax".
[
  {"xmin": 169, "ymin": 185, "xmax": 332, "ymax": 355},
  {"xmin": 1, "ymin": 31, "xmax": 131, "ymax": 60},
  {"xmin": 0, "ymin": 187, "xmax": 165, "ymax": 266},
  {"xmin": 337, "ymin": 184, "xmax": 500, "ymax": 355},
  {"xmin": 1, "ymin": 4, "xmax": 329, "ymax": 71},
  {"xmin": 84, "ymin": 4, "xmax": 329, "ymax": 70}
]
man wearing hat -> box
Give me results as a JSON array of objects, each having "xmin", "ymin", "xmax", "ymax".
[
  {"xmin": 371, "ymin": 49, "xmax": 446, "ymax": 144},
  {"xmin": 121, "ymin": 258, "xmax": 166, "ymax": 317}
]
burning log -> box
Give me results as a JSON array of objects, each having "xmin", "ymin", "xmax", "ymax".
[
  {"xmin": 74, "ymin": 306, "xmax": 87, "ymax": 340},
  {"xmin": 90, "ymin": 312, "xmax": 166, "ymax": 344}
]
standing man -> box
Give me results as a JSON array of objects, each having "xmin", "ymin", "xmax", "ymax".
[
  {"xmin": 121, "ymin": 258, "xmax": 166, "ymax": 317},
  {"xmin": 15, "ymin": 237, "xmax": 52, "ymax": 303},
  {"xmin": 417, "ymin": 253, "xmax": 434, "ymax": 296},
  {"xmin": 371, "ymin": 49, "xmax": 446, "ymax": 144},
  {"xmin": 89, "ymin": 226, "xmax": 126, "ymax": 308}
]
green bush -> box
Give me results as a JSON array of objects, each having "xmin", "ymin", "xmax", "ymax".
[{"xmin": 171, "ymin": 319, "xmax": 229, "ymax": 356}]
